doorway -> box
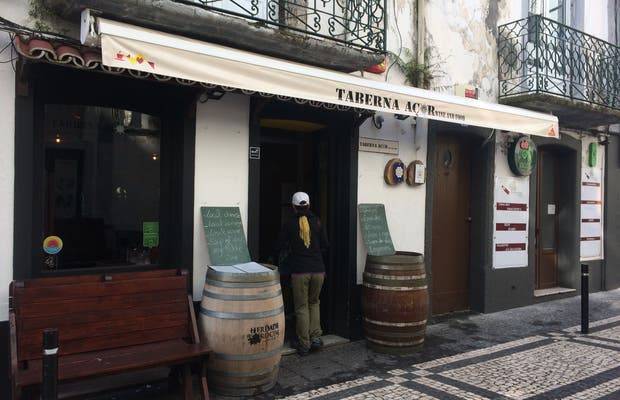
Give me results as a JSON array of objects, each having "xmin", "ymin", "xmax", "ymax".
[
  {"xmin": 535, "ymin": 149, "xmax": 560, "ymax": 289},
  {"xmin": 431, "ymin": 133, "xmax": 472, "ymax": 315},
  {"xmin": 248, "ymin": 100, "xmax": 359, "ymax": 340}
]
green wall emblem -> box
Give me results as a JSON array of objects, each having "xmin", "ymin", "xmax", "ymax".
[{"xmin": 508, "ymin": 136, "xmax": 537, "ymax": 176}]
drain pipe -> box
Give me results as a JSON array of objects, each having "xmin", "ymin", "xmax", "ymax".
[{"xmin": 416, "ymin": 0, "xmax": 426, "ymax": 84}]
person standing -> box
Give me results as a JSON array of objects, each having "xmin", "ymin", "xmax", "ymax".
[{"xmin": 275, "ymin": 192, "xmax": 328, "ymax": 356}]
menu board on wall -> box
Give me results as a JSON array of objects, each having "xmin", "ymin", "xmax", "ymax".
[
  {"xmin": 493, "ymin": 177, "xmax": 529, "ymax": 269},
  {"xmin": 581, "ymin": 168, "xmax": 602, "ymax": 259}
]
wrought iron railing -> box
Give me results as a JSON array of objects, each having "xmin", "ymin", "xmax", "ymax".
[
  {"xmin": 498, "ymin": 15, "xmax": 620, "ymax": 110},
  {"xmin": 170, "ymin": 0, "xmax": 386, "ymax": 53}
]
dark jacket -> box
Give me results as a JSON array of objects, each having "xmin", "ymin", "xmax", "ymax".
[{"xmin": 274, "ymin": 210, "xmax": 328, "ymax": 274}]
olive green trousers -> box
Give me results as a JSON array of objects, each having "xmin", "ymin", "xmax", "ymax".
[{"xmin": 291, "ymin": 273, "xmax": 324, "ymax": 349}]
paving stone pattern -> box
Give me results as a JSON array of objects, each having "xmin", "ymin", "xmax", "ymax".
[
  {"xmin": 258, "ymin": 290, "xmax": 620, "ymax": 400},
  {"xmin": 277, "ymin": 320, "xmax": 620, "ymax": 399}
]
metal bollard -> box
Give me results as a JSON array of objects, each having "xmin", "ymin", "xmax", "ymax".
[
  {"xmin": 581, "ymin": 264, "xmax": 589, "ymax": 334},
  {"xmin": 42, "ymin": 328, "xmax": 59, "ymax": 400}
]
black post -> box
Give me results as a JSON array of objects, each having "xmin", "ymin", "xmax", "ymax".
[
  {"xmin": 42, "ymin": 328, "xmax": 59, "ymax": 400},
  {"xmin": 581, "ymin": 264, "xmax": 589, "ymax": 334}
]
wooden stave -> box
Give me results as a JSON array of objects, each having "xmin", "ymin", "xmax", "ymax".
[
  {"xmin": 199, "ymin": 276, "xmax": 284, "ymax": 396},
  {"xmin": 362, "ymin": 252, "xmax": 429, "ymax": 353}
]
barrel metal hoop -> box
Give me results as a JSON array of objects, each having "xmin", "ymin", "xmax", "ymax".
[
  {"xmin": 200, "ymin": 306, "xmax": 284, "ymax": 320},
  {"xmin": 207, "ymin": 365, "xmax": 278, "ymax": 378},
  {"xmin": 363, "ymin": 283, "xmax": 428, "ymax": 291},
  {"xmin": 207, "ymin": 269, "xmax": 279, "ymax": 283},
  {"xmin": 363, "ymin": 272, "xmax": 426, "ymax": 280},
  {"xmin": 363, "ymin": 317, "xmax": 427, "ymax": 327},
  {"xmin": 203, "ymin": 289, "xmax": 282, "ymax": 301},
  {"xmin": 211, "ymin": 347, "xmax": 283, "ymax": 361},
  {"xmin": 205, "ymin": 279, "xmax": 279, "ymax": 288},
  {"xmin": 366, "ymin": 264, "xmax": 425, "ymax": 271},
  {"xmin": 366, "ymin": 337, "xmax": 424, "ymax": 346}
]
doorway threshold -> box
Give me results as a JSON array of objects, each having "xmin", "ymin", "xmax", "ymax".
[
  {"xmin": 282, "ymin": 335, "xmax": 350, "ymax": 356},
  {"xmin": 534, "ymin": 287, "xmax": 576, "ymax": 297}
]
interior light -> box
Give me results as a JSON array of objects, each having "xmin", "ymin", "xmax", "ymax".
[
  {"xmin": 55, "ymin": 134, "xmax": 61, "ymax": 143},
  {"xmin": 152, "ymin": 153, "xmax": 158, "ymax": 161}
]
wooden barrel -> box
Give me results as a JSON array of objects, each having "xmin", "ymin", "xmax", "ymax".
[
  {"xmin": 362, "ymin": 252, "xmax": 428, "ymax": 354},
  {"xmin": 199, "ymin": 265, "xmax": 284, "ymax": 396}
]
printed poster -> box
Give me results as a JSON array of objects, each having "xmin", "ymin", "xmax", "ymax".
[
  {"xmin": 493, "ymin": 176, "xmax": 529, "ymax": 269},
  {"xmin": 580, "ymin": 168, "xmax": 602, "ymax": 259}
]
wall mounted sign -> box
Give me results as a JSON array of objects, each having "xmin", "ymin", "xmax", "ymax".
[
  {"xmin": 43, "ymin": 236, "xmax": 63, "ymax": 255},
  {"xmin": 581, "ymin": 167, "xmax": 602, "ymax": 259},
  {"xmin": 588, "ymin": 142, "xmax": 597, "ymax": 167},
  {"xmin": 492, "ymin": 177, "xmax": 529, "ymax": 269},
  {"xmin": 508, "ymin": 136, "xmax": 537, "ymax": 176},
  {"xmin": 359, "ymin": 137, "xmax": 399, "ymax": 155},
  {"xmin": 384, "ymin": 158, "xmax": 405, "ymax": 185},
  {"xmin": 249, "ymin": 146, "xmax": 261, "ymax": 160},
  {"xmin": 406, "ymin": 161, "xmax": 426, "ymax": 185}
]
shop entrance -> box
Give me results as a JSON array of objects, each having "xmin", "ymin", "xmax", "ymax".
[
  {"xmin": 535, "ymin": 149, "xmax": 560, "ymax": 289},
  {"xmin": 248, "ymin": 100, "xmax": 359, "ymax": 341},
  {"xmin": 431, "ymin": 133, "xmax": 472, "ymax": 315}
]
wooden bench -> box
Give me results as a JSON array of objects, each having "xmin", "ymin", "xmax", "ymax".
[{"xmin": 9, "ymin": 269, "xmax": 210, "ymax": 400}]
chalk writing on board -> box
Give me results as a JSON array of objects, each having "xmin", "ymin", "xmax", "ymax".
[
  {"xmin": 201, "ymin": 207, "xmax": 251, "ymax": 265},
  {"xmin": 358, "ymin": 204, "xmax": 396, "ymax": 256}
]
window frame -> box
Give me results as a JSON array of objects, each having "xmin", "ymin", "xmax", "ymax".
[{"xmin": 14, "ymin": 63, "xmax": 197, "ymax": 279}]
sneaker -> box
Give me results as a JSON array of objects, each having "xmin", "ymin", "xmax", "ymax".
[
  {"xmin": 310, "ymin": 338, "xmax": 324, "ymax": 352},
  {"xmin": 296, "ymin": 344, "xmax": 310, "ymax": 357}
]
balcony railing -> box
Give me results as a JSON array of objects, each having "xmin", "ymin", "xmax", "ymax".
[
  {"xmin": 498, "ymin": 15, "xmax": 620, "ymax": 111},
  {"xmin": 170, "ymin": 0, "xmax": 386, "ymax": 53}
]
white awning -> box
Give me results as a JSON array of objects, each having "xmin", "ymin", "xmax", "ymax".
[{"xmin": 96, "ymin": 18, "xmax": 559, "ymax": 138}]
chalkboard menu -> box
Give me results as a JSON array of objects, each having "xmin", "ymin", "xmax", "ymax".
[
  {"xmin": 358, "ymin": 204, "xmax": 396, "ymax": 256},
  {"xmin": 201, "ymin": 207, "xmax": 251, "ymax": 265}
]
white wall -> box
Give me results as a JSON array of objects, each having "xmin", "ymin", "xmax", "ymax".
[
  {"xmin": 192, "ymin": 94, "xmax": 250, "ymax": 300},
  {"xmin": 356, "ymin": 116, "xmax": 427, "ymax": 282},
  {"xmin": 425, "ymin": 0, "xmax": 513, "ymax": 101},
  {"xmin": 0, "ymin": 1, "xmax": 29, "ymax": 321}
]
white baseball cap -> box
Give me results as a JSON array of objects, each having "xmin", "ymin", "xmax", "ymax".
[{"xmin": 292, "ymin": 192, "xmax": 310, "ymax": 206}]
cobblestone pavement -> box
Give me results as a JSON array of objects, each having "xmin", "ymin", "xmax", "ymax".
[
  {"xmin": 277, "ymin": 317, "xmax": 620, "ymax": 400},
  {"xmin": 260, "ymin": 289, "xmax": 620, "ymax": 400}
]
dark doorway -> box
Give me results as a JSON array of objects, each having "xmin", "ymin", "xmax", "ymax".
[
  {"xmin": 431, "ymin": 133, "xmax": 472, "ymax": 315},
  {"xmin": 535, "ymin": 149, "xmax": 560, "ymax": 289},
  {"xmin": 248, "ymin": 100, "xmax": 359, "ymax": 339}
]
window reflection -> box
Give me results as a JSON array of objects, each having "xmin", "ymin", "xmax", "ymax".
[{"xmin": 43, "ymin": 105, "xmax": 161, "ymax": 269}]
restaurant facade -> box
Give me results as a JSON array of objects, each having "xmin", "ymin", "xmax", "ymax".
[{"xmin": 1, "ymin": 0, "xmax": 619, "ymax": 397}]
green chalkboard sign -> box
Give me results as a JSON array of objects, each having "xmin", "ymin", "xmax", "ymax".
[
  {"xmin": 358, "ymin": 204, "xmax": 396, "ymax": 256},
  {"xmin": 201, "ymin": 207, "xmax": 251, "ymax": 265}
]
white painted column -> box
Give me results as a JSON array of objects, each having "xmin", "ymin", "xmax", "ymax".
[{"xmin": 192, "ymin": 94, "xmax": 250, "ymax": 300}]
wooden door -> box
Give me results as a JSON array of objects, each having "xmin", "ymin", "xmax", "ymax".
[
  {"xmin": 535, "ymin": 149, "xmax": 559, "ymax": 289},
  {"xmin": 431, "ymin": 133, "xmax": 471, "ymax": 315}
]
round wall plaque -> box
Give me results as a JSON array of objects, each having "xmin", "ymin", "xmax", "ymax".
[
  {"xmin": 384, "ymin": 158, "xmax": 405, "ymax": 185},
  {"xmin": 508, "ymin": 136, "xmax": 537, "ymax": 176}
]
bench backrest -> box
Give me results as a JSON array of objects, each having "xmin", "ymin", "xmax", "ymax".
[{"xmin": 10, "ymin": 269, "xmax": 191, "ymax": 362}]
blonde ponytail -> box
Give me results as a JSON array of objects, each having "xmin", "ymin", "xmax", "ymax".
[{"xmin": 299, "ymin": 216, "xmax": 311, "ymax": 248}]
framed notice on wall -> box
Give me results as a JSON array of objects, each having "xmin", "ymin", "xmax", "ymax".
[
  {"xmin": 493, "ymin": 176, "xmax": 529, "ymax": 269},
  {"xmin": 581, "ymin": 168, "xmax": 603, "ymax": 259}
]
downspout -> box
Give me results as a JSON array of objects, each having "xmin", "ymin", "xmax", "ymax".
[{"xmin": 416, "ymin": 0, "xmax": 426, "ymax": 85}]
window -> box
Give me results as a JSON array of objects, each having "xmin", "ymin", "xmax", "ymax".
[
  {"xmin": 43, "ymin": 105, "xmax": 162, "ymax": 270},
  {"xmin": 545, "ymin": 0, "xmax": 567, "ymax": 24}
]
